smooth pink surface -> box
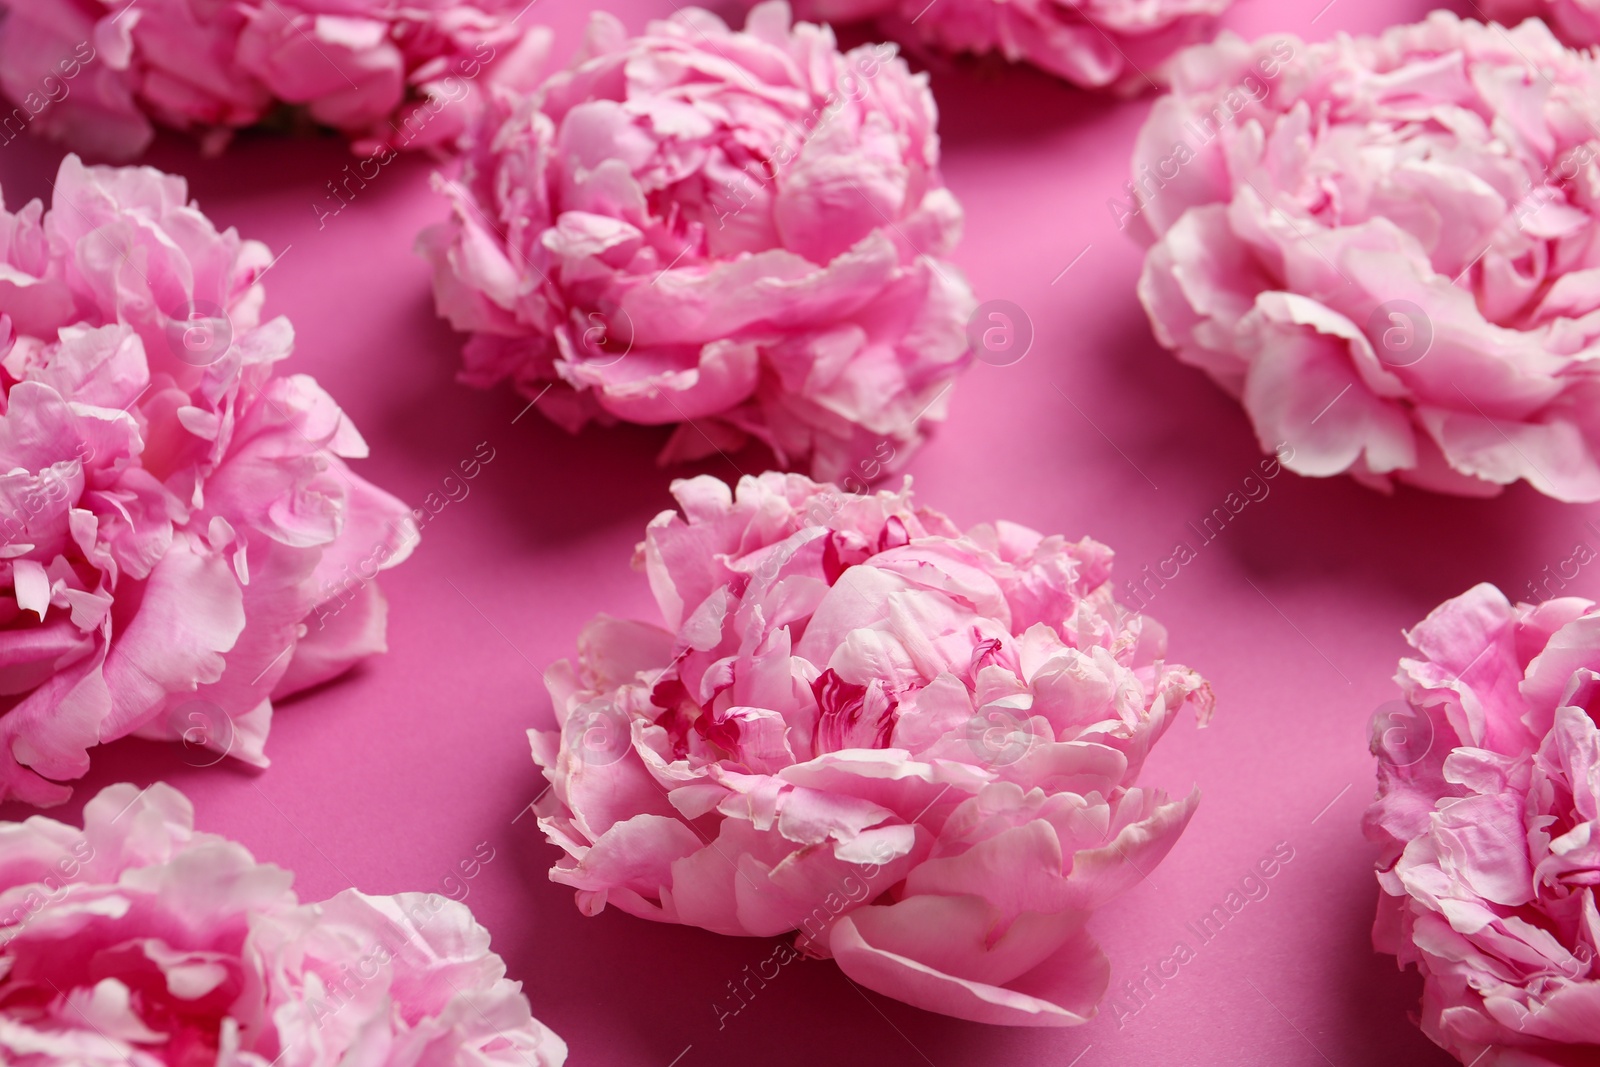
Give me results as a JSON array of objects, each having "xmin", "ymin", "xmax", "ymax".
[{"xmin": 0, "ymin": 0, "xmax": 1542, "ymax": 1064}]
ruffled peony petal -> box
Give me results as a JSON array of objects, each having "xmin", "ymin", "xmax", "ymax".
[
  {"xmin": 772, "ymin": 0, "xmax": 1234, "ymax": 91},
  {"xmin": 1368, "ymin": 584, "xmax": 1600, "ymax": 1065},
  {"xmin": 0, "ymin": 783, "xmax": 567, "ymax": 1067},
  {"xmin": 0, "ymin": 0, "xmax": 551, "ymax": 158},
  {"xmin": 532, "ymin": 472, "xmax": 1208, "ymax": 1025},
  {"xmin": 1133, "ymin": 14, "xmax": 1600, "ymax": 502},
  {"xmin": 829, "ymin": 899, "xmax": 1108, "ymax": 1026},
  {"xmin": 0, "ymin": 156, "xmax": 412, "ymax": 803},
  {"xmin": 420, "ymin": 4, "xmax": 975, "ymax": 480}
]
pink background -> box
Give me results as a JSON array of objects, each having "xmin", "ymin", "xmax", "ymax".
[{"xmin": 0, "ymin": 0, "xmax": 1556, "ymax": 1063}]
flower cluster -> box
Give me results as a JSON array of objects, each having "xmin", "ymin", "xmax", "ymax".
[
  {"xmin": 1366, "ymin": 584, "xmax": 1600, "ymax": 1066},
  {"xmin": 0, "ymin": 0, "xmax": 550, "ymax": 158},
  {"xmin": 783, "ymin": 0, "xmax": 1235, "ymax": 91},
  {"xmin": 419, "ymin": 2, "xmax": 975, "ymax": 483},
  {"xmin": 532, "ymin": 472, "xmax": 1212, "ymax": 1025},
  {"xmin": 1131, "ymin": 14, "xmax": 1600, "ymax": 501},
  {"xmin": 0, "ymin": 155, "xmax": 415, "ymax": 806},
  {"xmin": 0, "ymin": 782, "xmax": 567, "ymax": 1067}
]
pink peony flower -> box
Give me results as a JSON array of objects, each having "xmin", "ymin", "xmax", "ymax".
[
  {"xmin": 418, "ymin": 2, "xmax": 975, "ymax": 483},
  {"xmin": 1365, "ymin": 584, "xmax": 1600, "ymax": 1066},
  {"xmin": 1129, "ymin": 14, "xmax": 1600, "ymax": 502},
  {"xmin": 0, "ymin": 781, "xmax": 568, "ymax": 1067},
  {"xmin": 780, "ymin": 0, "xmax": 1235, "ymax": 91},
  {"xmin": 1483, "ymin": 2, "xmax": 1600, "ymax": 49},
  {"xmin": 0, "ymin": 155, "xmax": 416, "ymax": 807},
  {"xmin": 530, "ymin": 472, "xmax": 1212, "ymax": 1026},
  {"xmin": 0, "ymin": 0, "xmax": 551, "ymax": 159}
]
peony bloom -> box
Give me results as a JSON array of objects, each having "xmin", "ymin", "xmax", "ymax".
[
  {"xmin": 1365, "ymin": 584, "xmax": 1600, "ymax": 1066},
  {"xmin": 418, "ymin": 2, "xmax": 975, "ymax": 483},
  {"xmin": 0, "ymin": 0, "xmax": 551, "ymax": 159},
  {"xmin": 531, "ymin": 472, "xmax": 1212, "ymax": 1026},
  {"xmin": 778, "ymin": 0, "xmax": 1235, "ymax": 91},
  {"xmin": 1483, "ymin": 2, "xmax": 1600, "ymax": 49},
  {"xmin": 1130, "ymin": 14, "xmax": 1600, "ymax": 502},
  {"xmin": 0, "ymin": 155, "xmax": 416, "ymax": 807},
  {"xmin": 0, "ymin": 782, "xmax": 568, "ymax": 1067}
]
